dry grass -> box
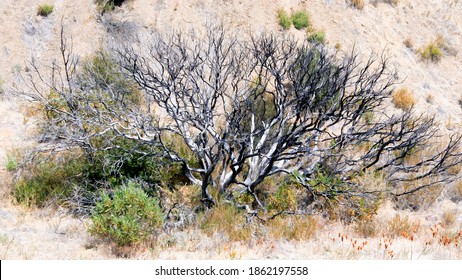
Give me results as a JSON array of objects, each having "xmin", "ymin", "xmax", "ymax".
[
  {"xmin": 199, "ymin": 202, "xmax": 254, "ymax": 242},
  {"xmin": 392, "ymin": 88, "xmax": 416, "ymax": 110},
  {"xmin": 385, "ymin": 214, "xmax": 420, "ymax": 238},
  {"xmin": 351, "ymin": 0, "xmax": 365, "ymax": 10},
  {"xmin": 403, "ymin": 37, "xmax": 414, "ymax": 49},
  {"xmin": 354, "ymin": 218, "xmax": 378, "ymax": 238},
  {"xmin": 395, "ymin": 182, "xmax": 444, "ymax": 211},
  {"xmin": 455, "ymin": 180, "xmax": 462, "ymax": 197},
  {"xmin": 384, "ymin": 0, "xmax": 400, "ymax": 6},
  {"xmin": 425, "ymin": 93, "xmax": 434, "ymax": 103},
  {"xmin": 442, "ymin": 210, "xmax": 457, "ymax": 228},
  {"xmin": 267, "ymin": 215, "xmax": 318, "ymax": 241}
]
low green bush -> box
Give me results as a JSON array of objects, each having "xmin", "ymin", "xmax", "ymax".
[
  {"xmin": 308, "ymin": 31, "xmax": 326, "ymax": 44},
  {"xmin": 89, "ymin": 181, "xmax": 164, "ymax": 246},
  {"xmin": 277, "ymin": 9, "xmax": 291, "ymax": 30},
  {"xmin": 5, "ymin": 155, "xmax": 17, "ymax": 172},
  {"xmin": 37, "ymin": 4, "xmax": 53, "ymax": 17},
  {"xmin": 292, "ymin": 10, "xmax": 310, "ymax": 30},
  {"xmin": 13, "ymin": 156, "xmax": 85, "ymax": 207},
  {"xmin": 421, "ymin": 43, "xmax": 443, "ymax": 62}
]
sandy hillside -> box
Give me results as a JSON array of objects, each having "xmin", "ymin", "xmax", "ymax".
[{"xmin": 0, "ymin": 0, "xmax": 462, "ymax": 259}]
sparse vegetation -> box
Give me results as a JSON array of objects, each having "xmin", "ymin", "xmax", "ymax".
[
  {"xmin": 351, "ymin": 0, "xmax": 365, "ymax": 10},
  {"xmin": 89, "ymin": 181, "xmax": 163, "ymax": 246},
  {"xmin": 95, "ymin": 0, "xmax": 126, "ymax": 13},
  {"xmin": 308, "ymin": 31, "xmax": 326, "ymax": 44},
  {"xmin": 277, "ymin": 9, "xmax": 291, "ymax": 30},
  {"xmin": 268, "ymin": 215, "xmax": 318, "ymax": 241},
  {"xmin": 37, "ymin": 4, "xmax": 53, "ymax": 17},
  {"xmin": 291, "ymin": 10, "xmax": 310, "ymax": 30},
  {"xmin": 385, "ymin": 214, "xmax": 420, "ymax": 238},
  {"xmin": 392, "ymin": 88, "xmax": 416, "ymax": 109},
  {"xmin": 384, "ymin": 0, "xmax": 400, "ymax": 6},
  {"xmin": 421, "ymin": 42, "xmax": 443, "ymax": 62},
  {"xmin": 5, "ymin": 154, "xmax": 18, "ymax": 172},
  {"xmin": 199, "ymin": 200, "xmax": 253, "ymax": 242},
  {"xmin": 0, "ymin": 77, "xmax": 4, "ymax": 95},
  {"xmin": 403, "ymin": 37, "xmax": 414, "ymax": 49}
]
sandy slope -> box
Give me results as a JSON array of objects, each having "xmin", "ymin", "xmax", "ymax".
[{"xmin": 0, "ymin": 0, "xmax": 462, "ymax": 259}]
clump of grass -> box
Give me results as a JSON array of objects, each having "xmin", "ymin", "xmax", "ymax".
[
  {"xmin": 95, "ymin": 0, "xmax": 126, "ymax": 14},
  {"xmin": 267, "ymin": 184, "xmax": 298, "ymax": 213},
  {"xmin": 354, "ymin": 219, "xmax": 378, "ymax": 237},
  {"xmin": 267, "ymin": 215, "xmax": 318, "ymax": 241},
  {"xmin": 13, "ymin": 155, "xmax": 85, "ymax": 207},
  {"xmin": 442, "ymin": 210, "xmax": 457, "ymax": 228},
  {"xmin": 403, "ymin": 37, "xmax": 414, "ymax": 49},
  {"xmin": 351, "ymin": 0, "xmax": 365, "ymax": 10},
  {"xmin": 89, "ymin": 181, "xmax": 163, "ymax": 246},
  {"xmin": 5, "ymin": 155, "xmax": 18, "ymax": 172},
  {"xmin": 199, "ymin": 201, "xmax": 253, "ymax": 242},
  {"xmin": 37, "ymin": 4, "xmax": 53, "ymax": 17},
  {"xmin": 421, "ymin": 42, "xmax": 443, "ymax": 62},
  {"xmin": 392, "ymin": 87, "xmax": 416, "ymax": 110},
  {"xmin": 384, "ymin": 0, "xmax": 400, "ymax": 6},
  {"xmin": 308, "ymin": 31, "xmax": 326, "ymax": 44},
  {"xmin": 291, "ymin": 10, "xmax": 310, "ymax": 30},
  {"xmin": 385, "ymin": 214, "xmax": 420, "ymax": 238},
  {"xmin": 277, "ymin": 9, "xmax": 291, "ymax": 30}
]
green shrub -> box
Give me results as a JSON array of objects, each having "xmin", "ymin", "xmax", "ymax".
[
  {"xmin": 421, "ymin": 42, "xmax": 443, "ymax": 62},
  {"xmin": 37, "ymin": 4, "xmax": 53, "ymax": 17},
  {"xmin": 277, "ymin": 9, "xmax": 291, "ymax": 30},
  {"xmin": 95, "ymin": 0, "xmax": 125, "ymax": 13},
  {"xmin": 268, "ymin": 184, "xmax": 298, "ymax": 212},
  {"xmin": 5, "ymin": 155, "xmax": 17, "ymax": 172},
  {"xmin": 292, "ymin": 10, "xmax": 310, "ymax": 30},
  {"xmin": 13, "ymin": 156, "xmax": 85, "ymax": 207},
  {"xmin": 89, "ymin": 182, "xmax": 163, "ymax": 246},
  {"xmin": 308, "ymin": 31, "xmax": 326, "ymax": 44}
]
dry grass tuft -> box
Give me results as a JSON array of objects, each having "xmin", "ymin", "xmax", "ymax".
[
  {"xmin": 199, "ymin": 202, "xmax": 253, "ymax": 242},
  {"xmin": 403, "ymin": 37, "xmax": 414, "ymax": 49},
  {"xmin": 354, "ymin": 219, "xmax": 378, "ymax": 238},
  {"xmin": 267, "ymin": 215, "xmax": 318, "ymax": 241},
  {"xmin": 351, "ymin": 0, "xmax": 365, "ymax": 10},
  {"xmin": 455, "ymin": 180, "xmax": 462, "ymax": 197},
  {"xmin": 385, "ymin": 214, "xmax": 420, "ymax": 238},
  {"xmin": 442, "ymin": 210, "xmax": 457, "ymax": 228},
  {"xmin": 392, "ymin": 88, "xmax": 416, "ymax": 110}
]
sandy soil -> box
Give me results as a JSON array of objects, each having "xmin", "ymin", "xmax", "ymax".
[{"xmin": 0, "ymin": 0, "xmax": 462, "ymax": 259}]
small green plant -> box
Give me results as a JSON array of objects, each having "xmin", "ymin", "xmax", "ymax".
[
  {"xmin": 277, "ymin": 9, "xmax": 291, "ymax": 30},
  {"xmin": 5, "ymin": 155, "xmax": 18, "ymax": 172},
  {"xmin": 89, "ymin": 181, "xmax": 163, "ymax": 246},
  {"xmin": 292, "ymin": 10, "xmax": 310, "ymax": 30},
  {"xmin": 421, "ymin": 42, "xmax": 442, "ymax": 62},
  {"xmin": 268, "ymin": 184, "xmax": 298, "ymax": 212},
  {"xmin": 13, "ymin": 156, "xmax": 85, "ymax": 207},
  {"xmin": 95, "ymin": 0, "xmax": 125, "ymax": 13},
  {"xmin": 37, "ymin": 4, "xmax": 53, "ymax": 17},
  {"xmin": 308, "ymin": 31, "xmax": 326, "ymax": 44}
]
